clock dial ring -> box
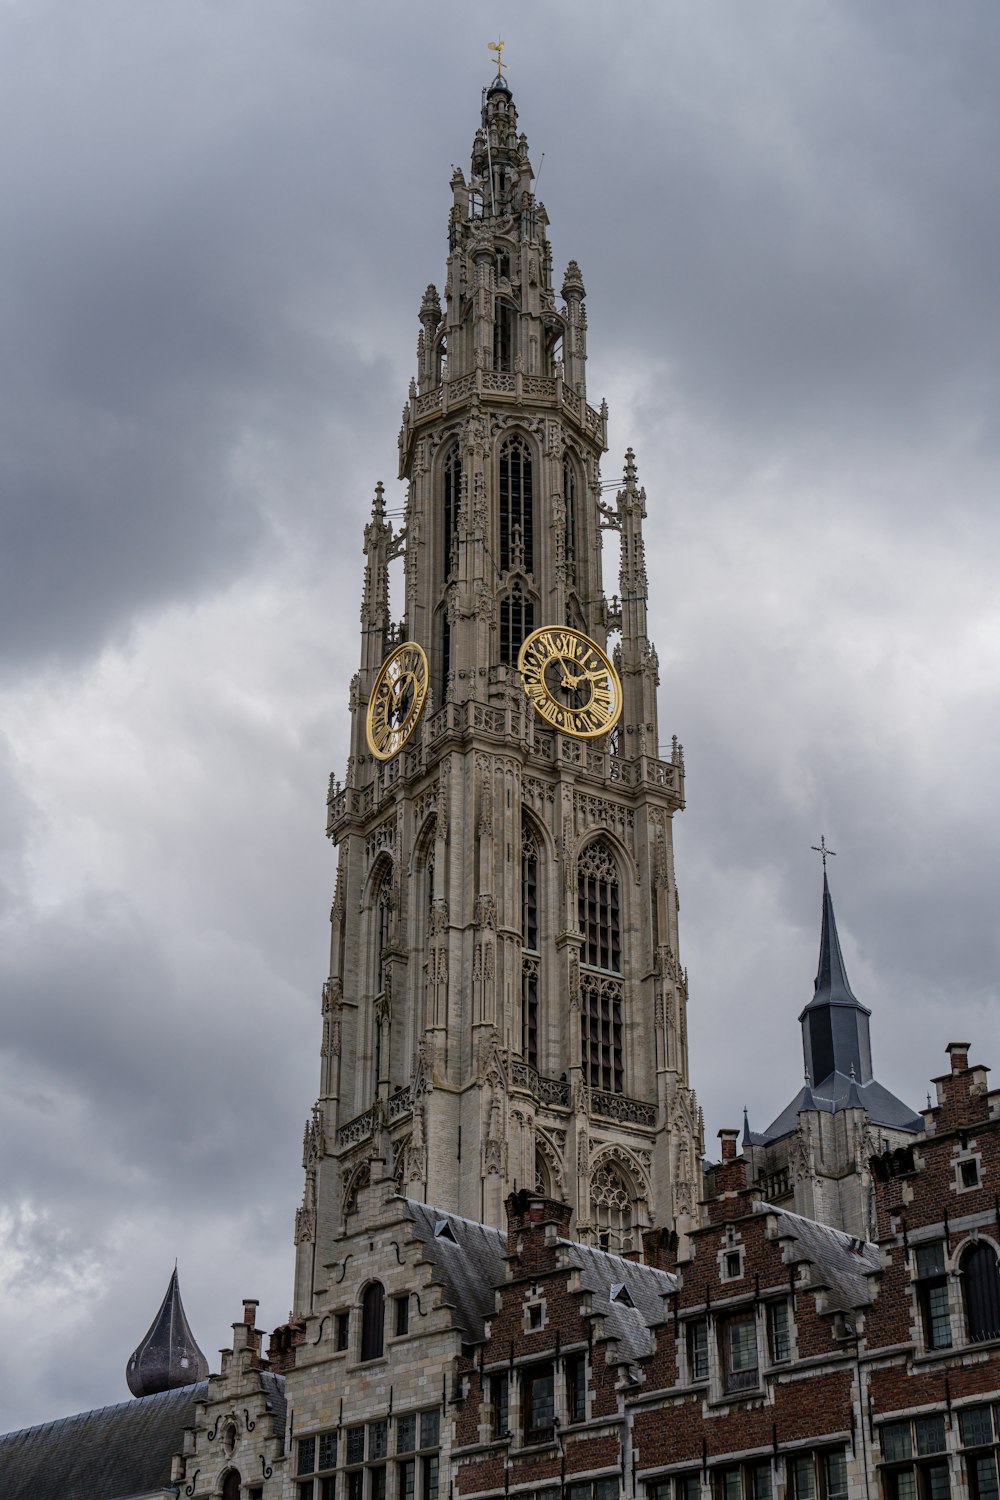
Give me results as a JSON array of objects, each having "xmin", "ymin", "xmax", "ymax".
[
  {"xmin": 516, "ymin": 626, "xmax": 622, "ymax": 739},
  {"xmin": 366, "ymin": 641, "xmax": 430, "ymax": 760}
]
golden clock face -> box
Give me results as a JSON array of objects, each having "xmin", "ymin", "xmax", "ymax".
[
  {"xmin": 517, "ymin": 626, "xmax": 622, "ymax": 739},
  {"xmin": 366, "ymin": 642, "xmax": 429, "ymax": 760}
]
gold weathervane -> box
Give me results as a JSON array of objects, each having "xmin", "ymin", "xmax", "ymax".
[{"xmin": 488, "ymin": 39, "xmax": 507, "ymax": 82}]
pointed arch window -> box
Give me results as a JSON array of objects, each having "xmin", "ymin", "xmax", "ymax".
[
  {"xmin": 375, "ymin": 863, "xmax": 392, "ymax": 997},
  {"xmin": 443, "ymin": 444, "xmax": 462, "ymax": 578},
  {"xmin": 962, "ymin": 1242, "xmax": 1000, "ymax": 1343},
  {"xmin": 578, "ymin": 840, "xmax": 621, "ymax": 973},
  {"xmin": 591, "ymin": 1159, "xmax": 634, "ymax": 1252},
  {"xmin": 563, "ymin": 454, "xmax": 578, "ymax": 585},
  {"xmin": 499, "ymin": 436, "xmax": 533, "ymax": 574},
  {"xmin": 361, "ymin": 1281, "xmax": 385, "ymax": 1361},
  {"xmin": 221, "ymin": 1472, "xmax": 241, "ymax": 1500},
  {"xmin": 499, "ymin": 582, "xmax": 534, "ymax": 667},
  {"xmin": 521, "ymin": 826, "xmax": 539, "ymax": 1068},
  {"xmin": 578, "ymin": 841, "xmax": 623, "ymax": 1093}
]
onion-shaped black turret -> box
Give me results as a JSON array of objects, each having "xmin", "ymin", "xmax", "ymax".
[{"xmin": 126, "ymin": 1266, "xmax": 209, "ymax": 1397}]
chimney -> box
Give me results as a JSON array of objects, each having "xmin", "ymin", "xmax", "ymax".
[
  {"xmin": 719, "ymin": 1128, "xmax": 739, "ymax": 1161},
  {"xmin": 947, "ymin": 1042, "xmax": 970, "ymax": 1074}
]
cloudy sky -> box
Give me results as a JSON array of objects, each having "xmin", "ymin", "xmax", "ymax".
[{"xmin": 2, "ymin": 0, "xmax": 999, "ymax": 1432}]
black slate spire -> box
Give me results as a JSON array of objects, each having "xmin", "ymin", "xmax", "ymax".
[
  {"xmin": 126, "ymin": 1267, "xmax": 209, "ymax": 1398},
  {"xmin": 798, "ymin": 874, "xmax": 873, "ymax": 1088}
]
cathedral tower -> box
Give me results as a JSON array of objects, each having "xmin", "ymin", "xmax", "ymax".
[{"xmin": 295, "ymin": 77, "xmax": 702, "ymax": 1315}]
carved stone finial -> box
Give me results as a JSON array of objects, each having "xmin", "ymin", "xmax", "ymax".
[
  {"xmin": 419, "ymin": 283, "xmax": 442, "ymax": 328},
  {"xmin": 562, "ymin": 259, "xmax": 585, "ymax": 300}
]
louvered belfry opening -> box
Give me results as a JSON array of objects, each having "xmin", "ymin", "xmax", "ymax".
[
  {"xmin": 499, "ymin": 435, "xmax": 533, "ymax": 573},
  {"xmin": 578, "ymin": 841, "xmax": 624, "ymax": 1093}
]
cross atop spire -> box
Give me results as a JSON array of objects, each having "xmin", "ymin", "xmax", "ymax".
[
  {"xmin": 811, "ymin": 834, "xmax": 836, "ymax": 870},
  {"xmin": 487, "ymin": 38, "xmax": 508, "ymax": 83}
]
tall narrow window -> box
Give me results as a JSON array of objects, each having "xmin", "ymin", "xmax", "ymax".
[
  {"xmin": 963, "ymin": 1242, "xmax": 1000, "ymax": 1343},
  {"xmin": 439, "ymin": 610, "xmax": 450, "ymax": 702},
  {"xmin": 442, "ymin": 444, "xmax": 462, "ymax": 578},
  {"xmin": 499, "ymin": 583, "xmax": 534, "ymax": 667},
  {"xmin": 360, "ymin": 1281, "xmax": 385, "ymax": 1361},
  {"xmin": 499, "ymin": 436, "xmax": 533, "ymax": 574},
  {"xmin": 563, "ymin": 454, "xmax": 577, "ymax": 584},
  {"xmin": 494, "ymin": 300, "xmax": 514, "ymax": 372},
  {"xmin": 915, "ymin": 1243, "xmax": 952, "ymax": 1349},
  {"xmin": 375, "ymin": 864, "xmax": 391, "ymax": 997},
  {"xmin": 521, "ymin": 827, "xmax": 539, "ymax": 1068},
  {"xmin": 578, "ymin": 840, "xmax": 621, "ymax": 972},
  {"xmin": 578, "ymin": 841, "xmax": 623, "ymax": 1093}
]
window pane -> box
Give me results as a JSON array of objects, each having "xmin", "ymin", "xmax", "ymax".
[
  {"xmin": 346, "ymin": 1425, "xmax": 365, "ymax": 1465},
  {"xmin": 297, "ymin": 1437, "xmax": 316, "ymax": 1475},
  {"xmin": 397, "ymin": 1414, "xmax": 417, "ymax": 1453},
  {"xmin": 925, "ymin": 1282, "xmax": 952, "ymax": 1349},
  {"xmin": 370, "ymin": 1467, "xmax": 387, "ymax": 1500},
  {"xmin": 970, "ymin": 1455, "xmax": 1000, "ymax": 1500},
  {"xmin": 961, "ymin": 1407, "xmax": 994, "ymax": 1448},
  {"xmin": 423, "ymin": 1454, "xmax": 440, "ymax": 1500},
  {"xmin": 926, "ymin": 1461, "xmax": 951, "ymax": 1500},
  {"xmin": 826, "ymin": 1450, "xmax": 848, "ymax": 1500},
  {"xmin": 751, "ymin": 1461, "xmax": 773, "ymax": 1500},
  {"xmin": 891, "ymin": 1472, "xmax": 918, "ymax": 1500},
  {"xmin": 595, "ymin": 1483, "xmax": 619, "ymax": 1500},
  {"xmin": 347, "ymin": 1474, "xmax": 363, "ymax": 1500},
  {"xmin": 420, "ymin": 1408, "xmax": 440, "ymax": 1449},
  {"xmin": 916, "ymin": 1244, "xmax": 946, "ymax": 1277},
  {"xmin": 916, "ymin": 1415, "xmax": 946, "ymax": 1455},
  {"xmin": 398, "ymin": 1459, "xmax": 416, "ymax": 1499},
  {"xmin": 688, "ymin": 1321, "xmax": 708, "ymax": 1380},
  {"xmin": 791, "ymin": 1458, "xmax": 815, "ymax": 1500},
  {"xmin": 320, "ymin": 1480, "xmax": 337, "ymax": 1500},
  {"xmin": 318, "ymin": 1432, "xmax": 337, "ymax": 1471},
  {"xmin": 715, "ymin": 1469, "xmax": 740, "ymax": 1500},
  {"xmin": 964, "ymin": 1243, "xmax": 1000, "ymax": 1343},
  {"xmin": 369, "ymin": 1419, "xmax": 388, "ymax": 1460},
  {"xmin": 729, "ymin": 1320, "xmax": 758, "ymax": 1371},
  {"xmin": 769, "ymin": 1301, "xmax": 791, "ymax": 1362},
  {"xmin": 882, "ymin": 1422, "xmax": 913, "ymax": 1461}
]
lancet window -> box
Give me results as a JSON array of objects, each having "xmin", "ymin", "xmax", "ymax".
[
  {"xmin": 499, "ymin": 582, "xmax": 534, "ymax": 667},
  {"xmin": 578, "ymin": 841, "xmax": 624, "ymax": 1093},
  {"xmin": 499, "ymin": 435, "xmax": 533, "ymax": 574},
  {"xmin": 442, "ymin": 443, "xmax": 462, "ymax": 578},
  {"xmin": 563, "ymin": 454, "xmax": 578, "ymax": 584},
  {"xmin": 494, "ymin": 300, "xmax": 515, "ymax": 373},
  {"xmin": 521, "ymin": 827, "xmax": 539, "ymax": 1069},
  {"xmin": 375, "ymin": 863, "xmax": 392, "ymax": 998},
  {"xmin": 591, "ymin": 1159, "xmax": 634, "ymax": 1252}
]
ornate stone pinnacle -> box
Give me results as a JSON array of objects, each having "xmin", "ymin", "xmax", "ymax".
[{"xmin": 561, "ymin": 259, "xmax": 585, "ymax": 299}]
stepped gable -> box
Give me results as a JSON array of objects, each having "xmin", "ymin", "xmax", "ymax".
[
  {"xmin": 762, "ymin": 1202, "xmax": 881, "ymax": 1311},
  {"xmin": 405, "ymin": 1199, "xmax": 509, "ymax": 1344},
  {"xmin": 556, "ymin": 1237, "xmax": 677, "ymax": 1372},
  {"xmin": 0, "ymin": 1380, "xmax": 209, "ymax": 1500},
  {"xmin": 126, "ymin": 1265, "xmax": 210, "ymax": 1398}
]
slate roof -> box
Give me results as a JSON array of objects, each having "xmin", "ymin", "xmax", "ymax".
[
  {"xmin": 753, "ymin": 1072, "xmax": 923, "ymax": 1144},
  {"xmin": 0, "ymin": 1372, "xmax": 286, "ymax": 1500},
  {"xmin": 556, "ymin": 1240, "xmax": 676, "ymax": 1376},
  {"xmin": 0, "ymin": 1379, "xmax": 207, "ymax": 1500},
  {"xmin": 761, "ymin": 1203, "xmax": 880, "ymax": 1312},
  {"xmin": 404, "ymin": 1199, "xmax": 509, "ymax": 1343}
]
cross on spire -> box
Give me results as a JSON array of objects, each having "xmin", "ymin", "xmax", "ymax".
[
  {"xmin": 811, "ymin": 835, "xmax": 836, "ymax": 870},
  {"xmin": 487, "ymin": 38, "xmax": 508, "ymax": 80}
]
